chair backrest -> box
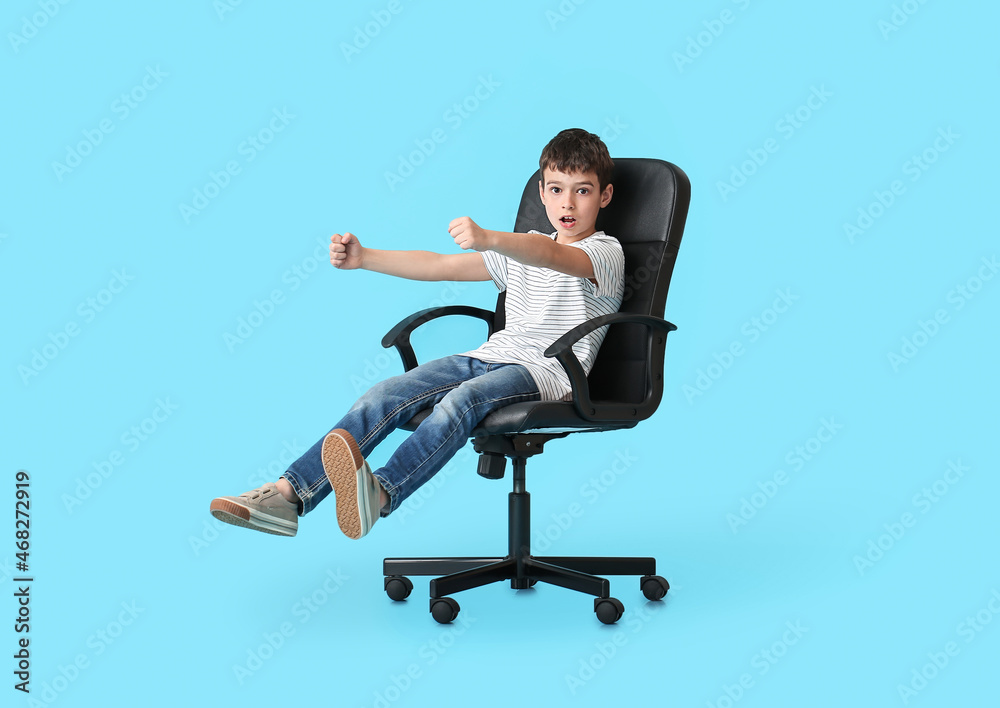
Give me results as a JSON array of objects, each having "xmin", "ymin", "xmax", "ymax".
[{"xmin": 507, "ymin": 158, "xmax": 691, "ymax": 405}]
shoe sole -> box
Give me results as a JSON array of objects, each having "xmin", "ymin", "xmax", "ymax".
[
  {"xmin": 322, "ymin": 428, "xmax": 367, "ymax": 540},
  {"xmin": 209, "ymin": 498, "xmax": 297, "ymax": 537}
]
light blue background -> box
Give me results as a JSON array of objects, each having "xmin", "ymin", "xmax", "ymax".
[{"xmin": 3, "ymin": 1, "xmax": 998, "ymax": 706}]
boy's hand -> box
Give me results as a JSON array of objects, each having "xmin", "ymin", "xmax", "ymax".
[
  {"xmin": 330, "ymin": 232, "xmax": 364, "ymax": 270},
  {"xmin": 448, "ymin": 217, "xmax": 492, "ymax": 252}
]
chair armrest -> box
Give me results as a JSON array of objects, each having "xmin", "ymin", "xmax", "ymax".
[
  {"xmin": 543, "ymin": 312, "xmax": 677, "ymax": 423},
  {"xmin": 381, "ymin": 306, "xmax": 496, "ymax": 372}
]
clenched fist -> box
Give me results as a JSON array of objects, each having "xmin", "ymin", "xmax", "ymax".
[
  {"xmin": 448, "ymin": 217, "xmax": 491, "ymax": 252},
  {"xmin": 330, "ymin": 232, "xmax": 364, "ymax": 270}
]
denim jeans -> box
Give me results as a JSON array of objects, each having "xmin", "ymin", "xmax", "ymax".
[{"xmin": 281, "ymin": 355, "xmax": 540, "ymax": 516}]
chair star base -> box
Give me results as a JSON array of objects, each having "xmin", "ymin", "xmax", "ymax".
[{"xmin": 382, "ymin": 457, "xmax": 666, "ymax": 624}]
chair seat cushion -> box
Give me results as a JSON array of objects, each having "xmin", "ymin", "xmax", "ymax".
[{"xmin": 400, "ymin": 401, "xmax": 637, "ymax": 435}]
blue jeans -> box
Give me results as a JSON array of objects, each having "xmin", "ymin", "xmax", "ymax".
[{"xmin": 281, "ymin": 355, "xmax": 540, "ymax": 516}]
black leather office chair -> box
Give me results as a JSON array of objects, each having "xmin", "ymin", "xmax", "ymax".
[{"xmin": 380, "ymin": 158, "xmax": 690, "ymax": 624}]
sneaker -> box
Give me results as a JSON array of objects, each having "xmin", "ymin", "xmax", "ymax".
[
  {"xmin": 210, "ymin": 483, "xmax": 298, "ymax": 537},
  {"xmin": 322, "ymin": 428, "xmax": 381, "ymax": 539}
]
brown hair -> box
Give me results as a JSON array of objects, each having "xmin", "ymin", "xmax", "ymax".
[{"xmin": 538, "ymin": 128, "xmax": 614, "ymax": 190}]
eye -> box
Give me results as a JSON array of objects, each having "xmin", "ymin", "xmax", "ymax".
[
  {"xmin": 577, "ymin": 188, "xmax": 590, "ymax": 195},
  {"xmin": 549, "ymin": 186, "xmax": 561, "ymax": 194}
]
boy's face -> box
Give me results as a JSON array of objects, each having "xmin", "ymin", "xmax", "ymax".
[{"xmin": 538, "ymin": 167, "xmax": 613, "ymax": 242}]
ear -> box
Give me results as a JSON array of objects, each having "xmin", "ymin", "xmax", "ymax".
[
  {"xmin": 600, "ymin": 183, "xmax": 613, "ymax": 208},
  {"xmin": 538, "ymin": 178, "xmax": 546, "ymax": 204}
]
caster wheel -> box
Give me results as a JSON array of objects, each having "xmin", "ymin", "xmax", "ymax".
[
  {"xmin": 430, "ymin": 597, "xmax": 460, "ymax": 624},
  {"xmin": 385, "ymin": 576, "xmax": 413, "ymax": 601},
  {"xmin": 594, "ymin": 597, "xmax": 624, "ymax": 625},
  {"xmin": 641, "ymin": 575, "xmax": 670, "ymax": 602}
]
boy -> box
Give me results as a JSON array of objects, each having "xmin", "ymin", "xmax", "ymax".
[{"xmin": 210, "ymin": 128, "xmax": 624, "ymax": 540}]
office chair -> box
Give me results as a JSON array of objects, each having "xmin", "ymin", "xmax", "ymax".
[{"xmin": 380, "ymin": 158, "xmax": 690, "ymax": 624}]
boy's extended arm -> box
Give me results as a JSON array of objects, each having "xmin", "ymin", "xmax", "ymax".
[
  {"xmin": 448, "ymin": 217, "xmax": 595, "ymax": 279},
  {"xmin": 330, "ymin": 232, "xmax": 490, "ymax": 282}
]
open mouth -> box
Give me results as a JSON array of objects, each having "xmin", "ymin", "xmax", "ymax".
[{"xmin": 560, "ymin": 216, "xmax": 576, "ymax": 228}]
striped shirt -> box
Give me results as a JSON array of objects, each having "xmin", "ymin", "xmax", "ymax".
[{"xmin": 461, "ymin": 230, "xmax": 625, "ymax": 401}]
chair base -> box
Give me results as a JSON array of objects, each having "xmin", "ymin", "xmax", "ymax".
[
  {"xmin": 383, "ymin": 554, "xmax": 657, "ymax": 597},
  {"xmin": 382, "ymin": 452, "xmax": 669, "ymax": 624}
]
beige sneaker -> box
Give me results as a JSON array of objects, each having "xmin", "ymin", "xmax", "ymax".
[
  {"xmin": 210, "ymin": 483, "xmax": 298, "ymax": 537},
  {"xmin": 322, "ymin": 429, "xmax": 381, "ymax": 539}
]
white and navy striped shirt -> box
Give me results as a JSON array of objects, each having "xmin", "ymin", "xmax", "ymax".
[{"xmin": 461, "ymin": 230, "xmax": 625, "ymax": 401}]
